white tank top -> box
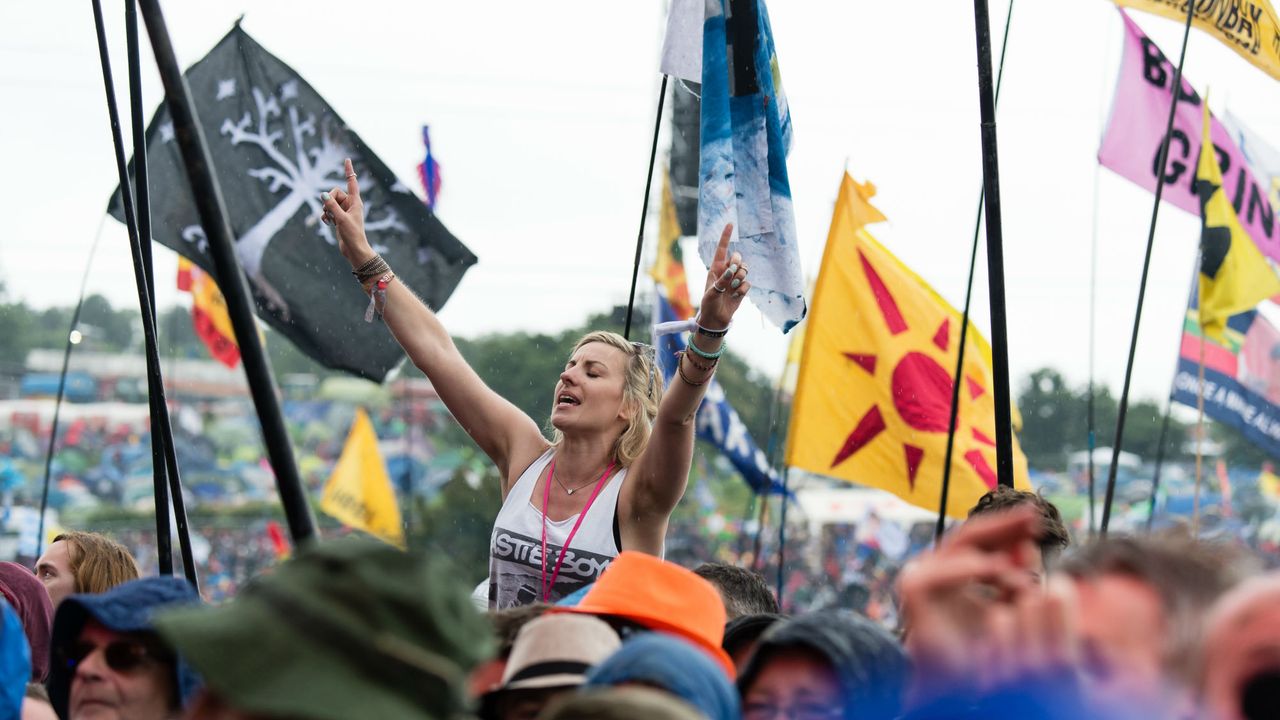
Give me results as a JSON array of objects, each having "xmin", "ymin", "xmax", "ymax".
[{"xmin": 486, "ymin": 448, "xmax": 626, "ymax": 609}]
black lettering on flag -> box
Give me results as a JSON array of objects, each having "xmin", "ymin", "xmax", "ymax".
[{"xmin": 107, "ymin": 24, "xmax": 476, "ymax": 381}]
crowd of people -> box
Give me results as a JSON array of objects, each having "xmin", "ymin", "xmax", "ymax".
[
  {"xmin": 1, "ymin": 162, "xmax": 1277, "ymax": 719},
  {"xmin": 0, "ymin": 485, "xmax": 1276, "ymax": 719}
]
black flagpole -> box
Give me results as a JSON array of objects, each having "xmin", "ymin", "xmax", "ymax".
[
  {"xmin": 623, "ymin": 75, "xmax": 669, "ymax": 340},
  {"xmin": 1146, "ymin": 395, "xmax": 1175, "ymax": 530},
  {"xmin": 136, "ymin": 0, "xmax": 318, "ymax": 544},
  {"xmin": 937, "ymin": 0, "xmax": 1015, "ymax": 542},
  {"xmin": 36, "ymin": 219, "xmax": 107, "ymax": 559},
  {"xmin": 1101, "ymin": 1, "xmax": 1196, "ymax": 535},
  {"xmin": 92, "ymin": 0, "xmax": 198, "ymax": 590},
  {"xmin": 970, "ymin": 0, "xmax": 1015, "ymax": 488},
  {"xmin": 126, "ymin": 0, "xmax": 175, "ymax": 579}
]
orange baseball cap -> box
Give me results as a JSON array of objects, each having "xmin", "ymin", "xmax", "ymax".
[{"xmin": 552, "ymin": 551, "xmax": 733, "ymax": 676}]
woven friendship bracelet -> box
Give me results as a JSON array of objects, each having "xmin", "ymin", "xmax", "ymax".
[
  {"xmin": 352, "ymin": 255, "xmax": 391, "ymax": 284},
  {"xmin": 686, "ymin": 338, "xmax": 726, "ymax": 361},
  {"xmin": 676, "ymin": 356, "xmax": 711, "ymax": 386}
]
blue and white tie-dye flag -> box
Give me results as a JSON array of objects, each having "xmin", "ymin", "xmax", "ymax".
[{"xmin": 698, "ymin": 0, "xmax": 805, "ymax": 332}]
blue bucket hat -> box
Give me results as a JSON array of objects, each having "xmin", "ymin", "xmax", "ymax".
[
  {"xmin": 47, "ymin": 576, "xmax": 201, "ymax": 719},
  {"xmin": 585, "ymin": 633, "xmax": 740, "ymax": 720}
]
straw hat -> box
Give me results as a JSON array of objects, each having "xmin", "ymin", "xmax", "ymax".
[{"xmin": 498, "ymin": 614, "xmax": 622, "ymax": 692}]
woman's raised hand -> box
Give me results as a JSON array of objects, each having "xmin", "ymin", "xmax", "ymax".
[
  {"xmin": 700, "ymin": 223, "xmax": 751, "ymax": 328},
  {"xmin": 321, "ymin": 158, "xmax": 374, "ymax": 267}
]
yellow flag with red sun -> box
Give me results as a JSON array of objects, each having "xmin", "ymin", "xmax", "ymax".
[{"xmin": 785, "ymin": 173, "xmax": 1029, "ymax": 517}]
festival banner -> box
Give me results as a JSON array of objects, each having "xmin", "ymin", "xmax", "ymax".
[
  {"xmin": 699, "ymin": 0, "xmax": 806, "ymax": 332},
  {"xmin": 108, "ymin": 24, "xmax": 476, "ymax": 381},
  {"xmin": 1115, "ymin": 0, "xmax": 1280, "ymax": 82},
  {"xmin": 1194, "ymin": 98, "xmax": 1280, "ymax": 340},
  {"xmin": 1172, "ymin": 297, "xmax": 1280, "ymax": 461},
  {"xmin": 786, "ymin": 174, "xmax": 1029, "ymax": 517},
  {"xmin": 1099, "ymin": 11, "xmax": 1280, "ymax": 265},
  {"xmin": 321, "ymin": 408, "xmax": 405, "ymax": 548}
]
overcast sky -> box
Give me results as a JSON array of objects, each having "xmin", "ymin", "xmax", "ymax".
[{"xmin": 3, "ymin": 1, "xmax": 1279, "ymax": 407}]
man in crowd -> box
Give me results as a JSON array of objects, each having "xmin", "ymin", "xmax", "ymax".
[
  {"xmin": 1060, "ymin": 532, "xmax": 1247, "ymax": 716},
  {"xmin": 46, "ymin": 576, "xmax": 200, "ymax": 720},
  {"xmin": 154, "ymin": 537, "xmax": 492, "ymax": 720},
  {"xmin": 36, "ymin": 533, "xmax": 139, "ymax": 608},
  {"xmin": 968, "ymin": 486, "xmax": 1071, "ymax": 581},
  {"xmin": 692, "ymin": 562, "xmax": 778, "ymax": 620}
]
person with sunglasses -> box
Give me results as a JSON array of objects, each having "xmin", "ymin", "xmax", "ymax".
[
  {"xmin": 46, "ymin": 577, "xmax": 200, "ymax": 720},
  {"xmin": 322, "ymin": 160, "xmax": 752, "ymax": 608}
]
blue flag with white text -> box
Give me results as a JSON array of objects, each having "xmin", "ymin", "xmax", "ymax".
[{"xmin": 698, "ymin": 0, "xmax": 805, "ymax": 332}]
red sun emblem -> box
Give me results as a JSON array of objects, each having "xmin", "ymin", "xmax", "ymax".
[{"xmin": 829, "ymin": 250, "xmax": 997, "ymax": 491}]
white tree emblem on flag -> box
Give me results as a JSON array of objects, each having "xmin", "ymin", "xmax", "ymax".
[{"xmin": 203, "ymin": 84, "xmax": 407, "ymax": 317}]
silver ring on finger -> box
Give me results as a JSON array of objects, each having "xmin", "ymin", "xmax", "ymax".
[
  {"xmin": 346, "ymin": 173, "xmax": 357, "ymax": 179},
  {"xmin": 712, "ymin": 283, "xmax": 728, "ymax": 294}
]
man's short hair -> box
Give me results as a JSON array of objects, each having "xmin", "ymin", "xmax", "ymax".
[
  {"xmin": 487, "ymin": 602, "xmax": 550, "ymax": 659},
  {"xmin": 968, "ymin": 487, "xmax": 1070, "ymax": 564},
  {"xmin": 692, "ymin": 562, "xmax": 778, "ymax": 620},
  {"xmin": 1059, "ymin": 531, "xmax": 1250, "ymax": 685},
  {"xmin": 51, "ymin": 531, "xmax": 140, "ymax": 595}
]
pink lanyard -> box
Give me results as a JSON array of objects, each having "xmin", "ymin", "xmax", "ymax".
[{"xmin": 540, "ymin": 456, "xmax": 616, "ymax": 602}]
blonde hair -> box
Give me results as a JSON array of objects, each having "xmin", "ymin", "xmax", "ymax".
[
  {"xmin": 551, "ymin": 331, "xmax": 663, "ymax": 467},
  {"xmin": 52, "ymin": 531, "xmax": 140, "ymax": 595}
]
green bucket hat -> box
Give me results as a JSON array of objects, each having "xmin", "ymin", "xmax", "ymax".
[{"xmin": 153, "ymin": 537, "xmax": 493, "ymax": 720}]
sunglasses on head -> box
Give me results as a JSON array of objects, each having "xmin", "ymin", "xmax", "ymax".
[
  {"xmin": 630, "ymin": 342, "xmax": 658, "ymax": 399},
  {"xmin": 60, "ymin": 637, "xmax": 171, "ymax": 673}
]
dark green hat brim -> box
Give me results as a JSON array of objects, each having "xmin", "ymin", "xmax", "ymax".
[{"xmin": 155, "ymin": 596, "xmax": 465, "ymax": 720}]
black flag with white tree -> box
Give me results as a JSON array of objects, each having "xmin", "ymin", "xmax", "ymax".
[{"xmin": 109, "ymin": 22, "xmax": 476, "ymax": 380}]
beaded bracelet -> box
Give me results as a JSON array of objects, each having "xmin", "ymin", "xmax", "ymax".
[
  {"xmin": 676, "ymin": 357, "xmax": 711, "ymax": 386},
  {"xmin": 686, "ymin": 337, "xmax": 726, "ymax": 361},
  {"xmin": 680, "ymin": 349, "xmax": 717, "ymax": 373}
]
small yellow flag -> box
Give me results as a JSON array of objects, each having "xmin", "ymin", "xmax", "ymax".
[
  {"xmin": 320, "ymin": 408, "xmax": 405, "ymax": 548},
  {"xmin": 786, "ymin": 173, "xmax": 1029, "ymax": 518},
  {"xmin": 1195, "ymin": 96, "xmax": 1280, "ymax": 342}
]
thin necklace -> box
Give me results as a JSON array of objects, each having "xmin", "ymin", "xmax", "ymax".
[{"xmin": 553, "ymin": 465, "xmax": 606, "ymax": 495}]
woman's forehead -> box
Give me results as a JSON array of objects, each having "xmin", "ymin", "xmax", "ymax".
[{"xmin": 570, "ymin": 341, "xmax": 628, "ymax": 367}]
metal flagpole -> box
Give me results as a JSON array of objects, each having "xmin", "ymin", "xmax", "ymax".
[
  {"xmin": 91, "ymin": 0, "xmax": 198, "ymax": 590},
  {"xmin": 969, "ymin": 0, "xmax": 1016, "ymax": 488},
  {"xmin": 35, "ymin": 217, "xmax": 107, "ymax": 558},
  {"xmin": 1101, "ymin": 1, "xmax": 1196, "ymax": 535},
  {"xmin": 136, "ymin": 0, "xmax": 318, "ymax": 544},
  {"xmin": 937, "ymin": 0, "xmax": 1016, "ymax": 542},
  {"xmin": 624, "ymin": 75, "xmax": 670, "ymax": 340},
  {"xmin": 126, "ymin": 0, "xmax": 176, "ymax": 578}
]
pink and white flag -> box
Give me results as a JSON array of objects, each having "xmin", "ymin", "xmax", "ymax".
[{"xmin": 1099, "ymin": 10, "xmax": 1280, "ymax": 264}]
